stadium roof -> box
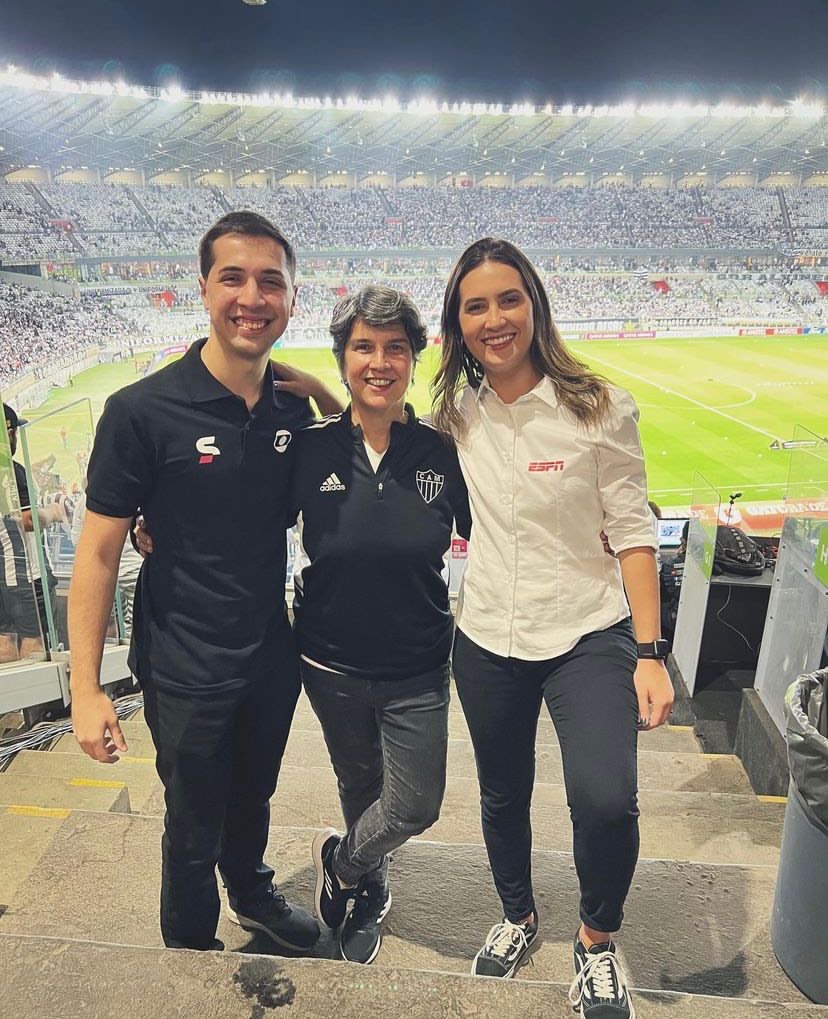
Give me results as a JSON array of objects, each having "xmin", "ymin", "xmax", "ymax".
[{"xmin": 1, "ymin": 72, "xmax": 826, "ymax": 183}]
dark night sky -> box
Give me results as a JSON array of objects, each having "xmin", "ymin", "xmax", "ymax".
[{"xmin": 2, "ymin": 0, "xmax": 827, "ymax": 104}]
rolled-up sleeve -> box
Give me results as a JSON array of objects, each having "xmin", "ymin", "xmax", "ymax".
[{"xmin": 596, "ymin": 387, "xmax": 657, "ymax": 554}]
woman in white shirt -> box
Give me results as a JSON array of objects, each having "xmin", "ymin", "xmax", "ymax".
[{"xmin": 432, "ymin": 237, "xmax": 673, "ymax": 1019}]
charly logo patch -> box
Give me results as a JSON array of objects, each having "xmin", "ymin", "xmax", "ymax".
[
  {"xmin": 273, "ymin": 430, "xmax": 292, "ymax": 454},
  {"xmin": 195, "ymin": 435, "xmax": 221, "ymax": 465},
  {"xmin": 416, "ymin": 469, "xmax": 444, "ymax": 504}
]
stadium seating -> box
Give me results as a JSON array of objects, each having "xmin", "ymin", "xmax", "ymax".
[
  {"xmin": 1, "ymin": 182, "xmax": 825, "ymax": 257},
  {"xmin": 1, "ymin": 182, "xmax": 826, "ymax": 386}
]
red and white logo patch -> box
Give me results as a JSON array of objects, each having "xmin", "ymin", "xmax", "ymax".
[
  {"xmin": 196, "ymin": 436, "xmax": 221, "ymax": 465},
  {"xmin": 528, "ymin": 460, "xmax": 565, "ymax": 472}
]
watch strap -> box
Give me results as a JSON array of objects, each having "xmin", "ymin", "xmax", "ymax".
[{"xmin": 636, "ymin": 639, "xmax": 669, "ymax": 660}]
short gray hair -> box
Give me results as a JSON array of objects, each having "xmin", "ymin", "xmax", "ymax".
[{"xmin": 329, "ymin": 285, "xmax": 428, "ymax": 373}]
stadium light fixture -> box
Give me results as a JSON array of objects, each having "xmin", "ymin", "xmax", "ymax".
[
  {"xmin": 0, "ymin": 64, "xmax": 822, "ymax": 127},
  {"xmin": 790, "ymin": 97, "xmax": 824, "ymax": 117}
]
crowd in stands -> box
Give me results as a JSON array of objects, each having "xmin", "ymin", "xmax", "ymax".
[
  {"xmin": 3, "ymin": 183, "xmax": 827, "ymax": 260},
  {"xmin": 0, "ymin": 184, "xmax": 77, "ymax": 259},
  {"xmin": 1, "ymin": 181, "xmax": 825, "ymax": 385},
  {"xmin": 0, "ymin": 282, "xmax": 140, "ymax": 387},
  {"xmin": 3, "ymin": 262, "xmax": 825, "ymax": 387}
]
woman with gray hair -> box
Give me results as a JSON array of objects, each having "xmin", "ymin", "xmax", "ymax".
[{"xmin": 289, "ymin": 285, "xmax": 470, "ymax": 965}]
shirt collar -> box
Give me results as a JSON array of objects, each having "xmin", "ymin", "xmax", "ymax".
[
  {"xmin": 475, "ymin": 373, "xmax": 559, "ymax": 409},
  {"xmin": 341, "ymin": 402, "xmax": 418, "ymax": 443},
  {"xmin": 183, "ymin": 337, "xmax": 279, "ymax": 408}
]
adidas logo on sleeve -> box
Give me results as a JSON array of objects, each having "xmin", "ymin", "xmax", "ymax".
[{"xmin": 320, "ymin": 473, "xmax": 346, "ymax": 492}]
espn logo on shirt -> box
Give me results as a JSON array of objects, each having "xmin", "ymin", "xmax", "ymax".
[{"xmin": 528, "ymin": 460, "xmax": 565, "ymax": 472}]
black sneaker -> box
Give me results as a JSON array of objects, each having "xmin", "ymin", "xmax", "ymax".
[
  {"xmin": 340, "ymin": 874, "xmax": 392, "ymax": 965},
  {"xmin": 471, "ymin": 912, "xmax": 538, "ymax": 978},
  {"xmin": 312, "ymin": 827, "xmax": 357, "ymax": 929},
  {"xmin": 569, "ymin": 933, "xmax": 635, "ymax": 1019},
  {"xmin": 229, "ymin": 886, "xmax": 320, "ymax": 951}
]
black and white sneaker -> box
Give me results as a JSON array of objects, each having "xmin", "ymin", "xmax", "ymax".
[
  {"xmin": 228, "ymin": 886, "xmax": 320, "ymax": 951},
  {"xmin": 569, "ymin": 933, "xmax": 635, "ymax": 1019},
  {"xmin": 340, "ymin": 873, "xmax": 392, "ymax": 965},
  {"xmin": 312, "ymin": 827, "xmax": 356, "ymax": 929},
  {"xmin": 471, "ymin": 913, "xmax": 538, "ymax": 978}
]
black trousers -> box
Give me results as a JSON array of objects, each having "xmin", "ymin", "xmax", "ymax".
[
  {"xmin": 143, "ymin": 661, "xmax": 301, "ymax": 949},
  {"xmin": 302, "ymin": 664, "xmax": 449, "ymax": 886},
  {"xmin": 453, "ymin": 619, "xmax": 639, "ymax": 933}
]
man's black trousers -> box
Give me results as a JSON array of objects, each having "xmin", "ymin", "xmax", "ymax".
[{"xmin": 143, "ymin": 662, "xmax": 301, "ymax": 949}]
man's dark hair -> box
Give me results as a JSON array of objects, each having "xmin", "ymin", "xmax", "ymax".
[{"xmin": 198, "ymin": 210, "xmax": 296, "ymax": 280}]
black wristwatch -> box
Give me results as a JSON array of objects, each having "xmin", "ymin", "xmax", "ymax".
[{"xmin": 636, "ymin": 639, "xmax": 670, "ymax": 660}]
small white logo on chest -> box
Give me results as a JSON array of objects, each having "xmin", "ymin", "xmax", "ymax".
[
  {"xmin": 196, "ymin": 436, "xmax": 220, "ymax": 464},
  {"xmin": 320, "ymin": 473, "xmax": 346, "ymax": 492},
  {"xmin": 417, "ymin": 469, "xmax": 444, "ymax": 503},
  {"xmin": 274, "ymin": 429, "xmax": 293, "ymax": 453}
]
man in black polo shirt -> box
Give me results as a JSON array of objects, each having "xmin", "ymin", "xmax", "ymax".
[{"xmin": 69, "ymin": 211, "xmax": 341, "ymax": 952}]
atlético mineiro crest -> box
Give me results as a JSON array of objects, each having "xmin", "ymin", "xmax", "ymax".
[{"xmin": 416, "ymin": 469, "xmax": 444, "ymax": 504}]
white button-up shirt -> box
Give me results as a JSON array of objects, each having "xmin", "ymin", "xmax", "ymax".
[{"xmin": 455, "ymin": 376, "xmax": 656, "ymax": 660}]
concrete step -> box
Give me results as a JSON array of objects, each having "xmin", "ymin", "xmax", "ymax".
[
  {"xmin": 0, "ymin": 771, "xmax": 131, "ymax": 813},
  {"xmin": 127, "ymin": 694, "xmax": 703, "ymax": 754},
  {"xmin": 7, "ymin": 751, "xmax": 778, "ymax": 866},
  {"xmin": 291, "ymin": 692, "xmax": 703, "ymax": 753},
  {"xmin": 4, "ymin": 935, "xmax": 826, "ymax": 1019},
  {"xmin": 268, "ymin": 768, "xmax": 784, "ymax": 867},
  {"xmin": 287, "ymin": 725, "xmax": 743, "ymax": 793},
  {"xmin": 6, "ymin": 750, "xmax": 159, "ymax": 811},
  {"xmin": 0, "ymin": 811, "xmax": 797, "ymax": 1003},
  {"xmin": 0, "ymin": 809, "xmax": 65, "ymax": 907},
  {"xmin": 42, "ymin": 727, "xmax": 755, "ymax": 796},
  {"xmin": 56, "ymin": 723, "xmax": 707, "ymax": 782}
]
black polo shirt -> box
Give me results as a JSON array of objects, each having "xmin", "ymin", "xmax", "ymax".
[{"xmin": 85, "ymin": 338, "xmax": 312, "ymax": 693}]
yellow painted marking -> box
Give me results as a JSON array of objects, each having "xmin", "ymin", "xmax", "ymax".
[
  {"xmin": 68, "ymin": 778, "xmax": 126, "ymax": 790},
  {"xmin": 667, "ymin": 725, "xmax": 694, "ymax": 731},
  {"xmin": 757, "ymin": 795, "xmax": 788, "ymax": 803},
  {"xmin": 6, "ymin": 805, "xmax": 71, "ymax": 819}
]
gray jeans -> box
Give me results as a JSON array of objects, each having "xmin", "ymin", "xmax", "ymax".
[{"xmin": 302, "ymin": 663, "xmax": 449, "ymax": 886}]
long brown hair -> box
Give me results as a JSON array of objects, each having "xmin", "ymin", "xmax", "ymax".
[{"xmin": 432, "ymin": 237, "xmax": 610, "ymax": 437}]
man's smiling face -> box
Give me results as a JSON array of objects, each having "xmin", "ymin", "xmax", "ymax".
[{"xmin": 199, "ymin": 232, "xmax": 296, "ymax": 362}]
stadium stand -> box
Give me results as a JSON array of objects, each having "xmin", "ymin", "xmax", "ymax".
[{"xmin": 2, "ymin": 182, "xmax": 827, "ymax": 259}]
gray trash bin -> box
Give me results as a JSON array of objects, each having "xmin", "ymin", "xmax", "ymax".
[{"xmin": 771, "ymin": 667, "xmax": 828, "ymax": 1003}]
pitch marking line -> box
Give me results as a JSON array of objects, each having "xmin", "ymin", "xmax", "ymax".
[
  {"xmin": 651, "ymin": 482, "xmax": 788, "ymax": 495},
  {"xmin": 585, "ymin": 353, "xmax": 778, "ymax": 442}
]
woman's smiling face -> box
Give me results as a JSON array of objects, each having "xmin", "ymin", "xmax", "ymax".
[
  {"xmin": 458, "ymin": 259, "xmax": 537, "ymax": 389},
  {"xmin": 343, "ymin": 319, "xmax": 413, "ymax": 418}
]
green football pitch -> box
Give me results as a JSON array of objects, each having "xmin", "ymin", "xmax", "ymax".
[{"xmin": 17, "ymin": 334, "xmax": 827, "ymax": 509}]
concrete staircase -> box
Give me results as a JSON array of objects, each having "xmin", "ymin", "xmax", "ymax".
[{"xmin": 0, "ymin": 691, "xmax": 822, "ymax": 1018}]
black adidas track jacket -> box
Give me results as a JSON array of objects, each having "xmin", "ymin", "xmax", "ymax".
[{"xmin": 290, "ymin": 406, "xmax": 471, "ymax": 681}]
